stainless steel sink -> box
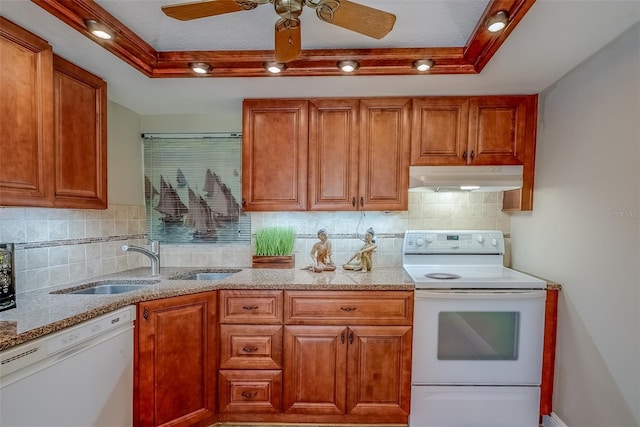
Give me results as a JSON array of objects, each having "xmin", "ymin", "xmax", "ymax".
[
  {"xmin": 170, "ymin": 269, "xmax": 241, "ymax": 281},
  {"xmin": 52, "ymin": 280, "xmax": 160, "ymax": 295}
]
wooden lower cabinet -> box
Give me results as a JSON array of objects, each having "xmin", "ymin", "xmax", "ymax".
[
  {"xmin": 136, "ymin": 292, "xmax": 217, "ymax": 427},
  {"xmin": 283, "ymin": 324, "xmax": 412, "ymax": 423},
  {"xmin": 219, "ymin": 369, "xmax": 282, "ymax": 415},
  {"xmin": 137, "ymin": 289, "xmax": 413, "ymax": 426}
]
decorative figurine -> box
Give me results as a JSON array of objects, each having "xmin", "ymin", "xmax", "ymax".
[
  {"xmin": 342, "ymin": 227, "xmax": 377, "ymax": 272},
  {"xmin": 303, "ymin": 228, "xmax": 336, "ymax": 272}
]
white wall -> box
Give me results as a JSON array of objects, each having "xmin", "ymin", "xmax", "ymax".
[
  {"xmin": 108, "ymin": 101, "xmax": 145, "ymax": 205},
  {"xmin": 511, "ymin": 24, "xmax": 640, "ymax": 427}
]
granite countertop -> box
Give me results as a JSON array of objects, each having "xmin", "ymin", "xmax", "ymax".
[{"xmin": 0, "ymin": 267, "xmax": 415, "ymax": 351}]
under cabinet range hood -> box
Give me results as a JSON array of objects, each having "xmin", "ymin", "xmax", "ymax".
[{"xmin": 409, "ymin": 165, "xmax": 524, "ymax": 192}]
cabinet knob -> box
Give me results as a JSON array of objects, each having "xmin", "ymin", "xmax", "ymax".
[
  {"xmin": 360, "ymin": 197, "xmax": 364, "ymax": 207},
  {"xmin": 352, "ymin": 197, "xmax": 356, "ymax": 207},
  {"xmin": 470, "ymin": 150, "xmax": 475, "ymax": 160},
  {"xmin": 340, "ymin": 306, "xmax": 357, "ymax": 312},
  {"xmin": 242, "ymin": 346, "xmax": 259, "ymax": 353},
  {"xmin": 242, "ymin": 305, "xmax": 259, "ymax": 310},
  {"xmin": 462, "ymin": 150, "xmax": 467, "ymax": 160}
]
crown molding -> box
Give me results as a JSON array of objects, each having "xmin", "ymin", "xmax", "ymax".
[{"xmin": 31, "ymin": 0, "xmax": 535, "ymax": 78}]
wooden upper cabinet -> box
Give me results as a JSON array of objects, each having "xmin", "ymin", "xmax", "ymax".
[
  {"xmin": 242, "ymin": 99, "xmax": 309, "ymax": 211},
  {"xmin": 308, "ymin": 99, "xmax": 360, "ymax": 210},
  {"xmin": 358, "ymin": 98, "xmax": 411, "ymax": 211},
  {"xmin": 468, "ymin": 95, "xmax": 533, "ymax": 165},
  {"xmin": 0, "ymin": 18, "xmax": 108, "ymax": 209},
  {"xmin": 0, "ymin": 17, "xmax": 55, "ymax": 207},
  {"xmin": 244, "ymin": 97, "xmax": 410, "ymax": 212},
  {"xmin": 411, "ymin": 97, "xmax": 470, "ymax": 166},
  {"xmin": 53, "ymin": 55, "xmax": 107, "ymax": 209},
  {"xmin": 411, "ymin": 95, "xmax": 536, "ymax": 166}
]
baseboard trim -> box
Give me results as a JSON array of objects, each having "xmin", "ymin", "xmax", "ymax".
[{"xmin": 543, "ymin": 412, "xmax": 569, "ymax": 427}]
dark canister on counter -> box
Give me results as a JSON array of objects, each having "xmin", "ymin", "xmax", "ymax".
[{"xmin": 0, "ymin": 243, "xmax": 16, "ymax": 312}]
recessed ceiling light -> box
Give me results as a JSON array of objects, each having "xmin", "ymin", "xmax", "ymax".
[
  {"xmin": 412, "ymin": 59, "xmax": 435, "ymax": 72},
  {"xmin": 264, "ymin": 62, "xmax": 286, "ymax": 74},
  {"xmin": 486, "ymin": 10, "xmax": 509, "ymax": 33},
  {"xmin": 189, "ymin": 62, "xmax": 212, "ymax": 74},
  {"xmin": 84, "ymin": 19, "xmax": 115, "ymax": 40},
  {"xmin": 337, "ymin": 60, "xmax": 359, "ymax": 73}
]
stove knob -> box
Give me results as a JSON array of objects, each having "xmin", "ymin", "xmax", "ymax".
[
  {"xmin": 477, "ymin": 235, "xmax": 485, "ymax": 243},
  {"xmin": 415, "ymin": 237, "xmax": 425, "ymax": 247},
  {"xmin": 425, "ymin": 234, "xmax": 434, "ymax": 243},
  {"xmin": 491, "ymin": 238, "xmax": 498, "ymax": 247}
]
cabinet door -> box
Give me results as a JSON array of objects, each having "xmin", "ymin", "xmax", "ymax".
[
  {"xmin": 468, "ymin": 96, "xmax": 533, "ymax": 165},
  {"xmin": 283, "ymin": 325, "xmax": 347, "ymax": 415},
  {"xmin": 359, "ymin": 98, "xmax": 410, "ymax": 210},
  {"xmin": 347, "ymin": 326, "xmax": 412, "ymax": 421},
  {"xmin": 137, "ymin": 293, "xmax": 217, "ymax": 427},
  {"xmin": 53, "ymin": 55, "xmax": 107, "ymax": 209},
  {"xmin": 0, "ymin": 17, "xmax": 54, "ymax": 207},
  {"xmin": 308, "ymin": 99, "xmax": 360, "ymax": 210},
  {"xmin": 411, "ymin": 97, "xmax": 470, "ymax": 166},
  {"xmin": 242, "ymin": 99, "xmax": 308, "ymax": 211}
]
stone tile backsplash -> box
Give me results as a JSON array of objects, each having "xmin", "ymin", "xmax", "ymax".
[{"xmin": 0, "ymin": 192, "xmax": 510, "ymax": 293}]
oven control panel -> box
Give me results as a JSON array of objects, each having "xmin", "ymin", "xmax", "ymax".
[{"xmin": 403, "ymin": 230, "xmax": 504, "ymax": 255}]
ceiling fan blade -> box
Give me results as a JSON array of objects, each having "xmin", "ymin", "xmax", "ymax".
[
  {"xmin": 274, "ymin": 19, "xmax": 301, "ymax": 62},
  {"xmin": 162, "ymin": 0, "xmax": 246, "ymax": 21},
  {"xmin": 322, "ymin": 0, "xmax": 396, "ymax": 39}
]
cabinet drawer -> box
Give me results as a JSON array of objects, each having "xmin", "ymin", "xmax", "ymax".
[
  {"xmin": 219, "ymin": 290, "xmax": 283, "ymax": 323},
  {"xmin": 219, "ymin": 370, "xmax": 282, "ymax": 414},
  {"xmin": 284, "ymin": 291, "xmax": 413, "ymax": 325},
  {"xmin": 220, "ymin": 324, "xmax": 283, "ymax": 369}
]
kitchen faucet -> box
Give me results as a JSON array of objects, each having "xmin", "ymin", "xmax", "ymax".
[{"xmin": 122, "ymin": 240, "xmax": 160, "ymax": 276}]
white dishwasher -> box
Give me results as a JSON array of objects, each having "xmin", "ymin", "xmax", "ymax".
[{"xmin": 0, "ymin": 305, "xmax": 136, "ymax": 427}]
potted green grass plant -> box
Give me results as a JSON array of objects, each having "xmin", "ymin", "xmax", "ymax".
[{"xmin": 252, "ymin": 226, "xmax": 296, "ymax": 268}]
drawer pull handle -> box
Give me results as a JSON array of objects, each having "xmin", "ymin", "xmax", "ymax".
[
  {"xmin": 242, "ymin": 305, "xmax": 259, "ymax": 310},
  {"xmin": 340, "ymin": 307, "xmax": 357, "ymax": 312},
  {"xmin": 241, "ymin": 391, "xmax": 257, "ymax": 398},
  {"xmin": 242, "ymin": 346, "xmax": 259, "ymax": 353}
]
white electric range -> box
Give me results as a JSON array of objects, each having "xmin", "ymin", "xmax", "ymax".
[{"xmin": 403, "ymin": 230, "xmax": 546, "ymax": 427}]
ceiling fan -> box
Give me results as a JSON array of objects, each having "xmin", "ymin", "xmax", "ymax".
[{"xmin": 161, "ymin": 0, "xmax": 396, "ymax": 62}]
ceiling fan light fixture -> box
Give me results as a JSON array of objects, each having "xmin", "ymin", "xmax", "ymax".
[
  {"xmin": 413, "ymin": 59, "xmax": 435, "ymax": 72},
  {"xmin": 338, "ymin": 60, "xmax": 359, "ymax": 73},
  {"xmin": 84, "ymin": 19, "xmax": 115, "ymax": 40},
  {"xmin": 189, "ymin": 62, "xmax": 212, "ymax": 74},
  {"xmin": 486, "ymin": 10, "xmax": 509, "ymax": 33},
  {"xmin": 264, "ymin": 62, "xmax": 286, "ymax": 74}
]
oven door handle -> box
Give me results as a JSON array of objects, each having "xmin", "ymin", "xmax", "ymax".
[{"xmin": 414, "ymin": 290, "xmax": 546, "ymax": 300}]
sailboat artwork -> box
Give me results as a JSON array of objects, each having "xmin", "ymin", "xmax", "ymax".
[
  {"xmin": 184, "ymin": 187, "xmax": 221, "ymax": 239},
  {"xmin": 154, "ymin": 176, "xmax": 188, "ymax": 223},
  {"xmin": 202, "ymin": 169, "xmax": 240, "ymax": 221},
  {"xmin": 176, "ymin": 169, "xmax": 187, "ymax": 187},
  {"xmin": 144, "ymin": 176, "xmax": 159, "ymax": 200},
  {"xmin": 143, "ymin": 134, "xmax": 248, "ymax": 244}
]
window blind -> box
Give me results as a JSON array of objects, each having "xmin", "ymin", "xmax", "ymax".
[{"xmin": 142, "ymin": 133, "xmax": 249, "ymax": 244}]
